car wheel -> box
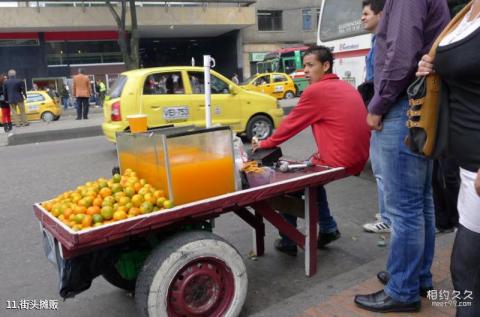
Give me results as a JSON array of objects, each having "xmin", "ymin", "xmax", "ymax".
[
  {"xmin": 41, "ymin": 111, "xmax": 55, "ymax": 122},
  {"xmin": 246, "ymin": 115, "xmax": 273, "ymax": 140},
  {"xmin": 135, "ymin": 230, "xmax": 247, "ymax": 317},
  {"xmin": 284, "ymin": 90, "xmax": 295, "ymax": 99}
]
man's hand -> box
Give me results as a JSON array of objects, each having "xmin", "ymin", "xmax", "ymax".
[
  {"xmin": 251, "ymin": 136, "xmax": 261, "ymax": 153},
  {"xmin": 475, "ymin": 169, "xmax": 480, "ymax": 197},
  {"xmin": 366, "ymin": 113, "xmax": 383, "ymax": 131}
]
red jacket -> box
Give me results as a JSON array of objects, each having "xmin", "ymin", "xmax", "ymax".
[{"xmin": 260, "ymin": 74, "xmax": 370, "ymax": 175}]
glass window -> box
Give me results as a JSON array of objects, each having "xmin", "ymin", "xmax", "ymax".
[
  {"xmin": 108, "ymin": 75, "xmax": 127, "ymax": 99},
  {"xmin": 319, "ymin": 0, "xmax": 367, "ymax": 42},
  {"xmin": 45, "ymin": 40, "xmax": 122, "ymax": 65},
  {"xmin": 272, "ymin": 74, "xmax": 287, "ymax": 83},
  {"xmin": 258, "ymin": 10, "xmax": 283, "ymax": 31},
  {"xmin": 254, "ymin": 75, "xmax": 270, "ymax": 86},
  {"xmin": 188, "ymin": 72, "xmax": 229, "ymax": 94},
  {"xmin": 27, "ymin": 94, "xmax": 45, "ymax": 102},
  {"xmin": 302, "ymin": 9, "xmax": 312, "ymax": 31},
  {"xmin": 143, "ymin": 72, "xmax": 184, "ymax": 95},
  {"xmin": 0, "ymin": 39, "xmax": 39, "ymax": 47},
  {"xmin": 283, "ymin": 59, "xmax": 297, "ymax": 74}
]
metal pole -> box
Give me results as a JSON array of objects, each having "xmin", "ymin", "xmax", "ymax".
[{"xmin": 203, "ymin": 55, "xmax": 213, "ymax": 128}]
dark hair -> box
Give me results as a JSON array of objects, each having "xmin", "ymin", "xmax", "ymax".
[
  {"xmin": 304, "ymin": 45, "xmax": 334, "ymax": 74},
  {"xmin": 362, "ymin": 0, "xmax": 386, "ymax": 14},
  {"xmin": 0, "ymin": 73, "xmax": 5, "ymax": 85}
]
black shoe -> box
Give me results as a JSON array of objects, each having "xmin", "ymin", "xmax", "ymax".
[
  {"xmin": 317, "ymin": 229, "xmax": 341, "ymax": 248},
  {"xmin": 354, "ymin": 289, "xmax": 421, "ymax": 313},
  {"xmin": 377, "ymin": 271, "xmax": 433, "ymax": 298},
  {"xmin": 274, "ymin": 238, "xmax": 297, "ymax": 256}
]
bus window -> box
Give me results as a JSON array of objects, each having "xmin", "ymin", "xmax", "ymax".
[
  {"xmin": 283, "ymin": 59, "xmax": 297, "ymax": 75},
  {"xmin": 319, "ymin": 0, "xmax": 367, "ymax": 42}
]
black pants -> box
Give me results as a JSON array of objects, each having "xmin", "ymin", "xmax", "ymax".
[
  {"xmin": 451, "ymin": 224, "xmax": 480, "ymax": 317},
  {"xmin": 76, "ymin": 97, "xmax": 89, "ymax": 119},
  {"xmin": 432, "ymin": 158, "xmax": 460, "ymax": 229}
]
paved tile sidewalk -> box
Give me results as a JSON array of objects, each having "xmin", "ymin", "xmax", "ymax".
[{"xmin": 297, "ymin": 248, "xmax": 456, "ymax": 317}]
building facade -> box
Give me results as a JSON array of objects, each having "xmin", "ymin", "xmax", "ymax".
[{"xmin": 0, "ymin": 0, "xmax": 320, "ymax": 90}]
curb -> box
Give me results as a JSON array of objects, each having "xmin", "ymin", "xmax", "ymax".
[{"xmin": 7, "ymin": 125, "xmax": 104, "ymax": 146}]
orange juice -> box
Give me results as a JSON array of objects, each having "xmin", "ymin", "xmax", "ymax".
[{"xmin": 127, "ymin": 114, "xmax": 147, "ymax": 133}]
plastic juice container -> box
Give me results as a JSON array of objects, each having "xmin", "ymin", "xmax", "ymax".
[{"xmin": 127, "ymin": 114, "xmax": 148, "ymax": 133}]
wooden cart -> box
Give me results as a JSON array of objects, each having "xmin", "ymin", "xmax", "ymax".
[{"xmin": 34, "ymin": 165, "xmax": 347, "ymax": 317}]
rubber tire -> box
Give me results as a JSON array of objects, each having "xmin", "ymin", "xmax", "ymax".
[
  {"xmin": 135, "ymin": 230, "xmax": 247, "ymax": 317},
  {"xmin": 41, "ymin": 111, "xmax": 55, "ymax": 122},
  {"xmin": 284, "ymin": 90, "xmax": 295, "ymax": 99},
  {"xmin": 102, "ymin": 266, "xmax": 136, "ymax": 291},
  {"xmin": 53, "ymin": 115, "xmax": 60, "ymax": 121},
  {"xmin": 245, "ymin": 115, "xmax": 273, "ymax": 141}
]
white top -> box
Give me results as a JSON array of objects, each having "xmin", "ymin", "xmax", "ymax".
[
  {"xmin": 458, "ymin": 168, "xmax": 480, "ymax": 234},
  {"xmin": 440, "ymin": 8, "xmax": 480, "ymax": 46}
]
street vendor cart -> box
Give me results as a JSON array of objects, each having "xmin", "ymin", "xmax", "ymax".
[{"xmin": 34, "ymin": 126, "xmax": 348, "ymax": 317}]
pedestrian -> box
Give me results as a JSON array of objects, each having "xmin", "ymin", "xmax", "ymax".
[
  {"xmin": 0, "ymin": 74, "xmax": 12, "ymax": 134},
  {"xmin": 72, "ymin": 68, "xmax": 92, "ymax": 120},
  {"xmin": 231, "ymin": 73, "xmax": 239, "ymax": 85},
  {"xmin": 417, "ymin": 1, "xmax": 480, "ymax": 315},
  {"xmin": 97, "ymin": 80, "xmax": 106, "ymax": 107},
  {"xmin": 3, "ymin": 69, "xmax": 28, "ymax": 127},
  {"xmin": 60, "ymin": 86, "xmax": 70, "ymax": 110},
  {"xmin": 354, "ymin": 0, "xmax": 450, "ymax": 313},
  {"xmin": 359, "ymin": 0, "xmax": 390, "ymax": 234},
  {"xmin": 252, "ymin": 45, "xmax": 370, "ymax": 255}
]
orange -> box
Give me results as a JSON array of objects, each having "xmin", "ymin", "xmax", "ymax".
[
  {"xmin": 128, "ymin": 207, "xmax": 141, "ymax": 216},
  {"xmin": 101, "ymin": 206, "xmax": 114, "ymax": 220},
  {"xmin": 111, "ymin": 183, "xmax": 122, "ymax": 194},
  {"xmin": 82, "ymin": 215, "xmax": 93, "ymax": 228},
  {"xmin": 133, "ymin": 182, "xmax": 142, "ymax": 193},
  {"xmin": 86, "ymin": 206, "xmax": 100, "ymax": 215},
  {"xmin": 156, "ymin": 197, "xmax": 166, "ymax": 208},
  {"xmin": 143, "ymin": 193, "xmax": 157, "ymax": 205},
  {"xmin": 92, "ymin": 214, "xmax": 103, "ymax": 224},
  {"xmin": 124, "ymin": 186, "xmax": 135, "ymax": 198},
  {"xmin": 112, "ymin": 173, "xmax": 122, "ymax": 183},
  {"xmin": 74, "ymin": 205, "xmax": 87, "ymax": 215},
  {"xmin": 118, "ymin": 196, "xmax": 131, "ymax": 206},
  {"xmin": 93, "ymin": 197, "xmax": 103, "ymax": 207},
  {"xmin": 73, "ymin": 214, "xmax": 86, "ymax": 224},
  {"xmin": 99, "ymin": 187, "xmax": 112, "ymax": 198},
  {"xmin": 113, "ymin": 210, "xmax": 128, "ymax": 221},
  {"xmin": 63, "ymin": 209, "xmax": 73, "ymax": 219},
  {"xmin": 131, "ymin": 194, "xmax": 144, "ymax": 207},
  {"xmin": 140, "ymin": 201, "xmax": 154, "ymax": 214},
  {"xmin": 43, "ymin": 202, "xmax": 53, "ymax": 212},
  {"xmin": 102, "ymin": 196, "xmax": 115, "ymax": 207},
  {"xmin": 163, "ymin": 200, "xmax": 173, "ymax": 209},
  {"xmin": 153, "ymin": 190, "xmax": 165, "ymax": 199}
]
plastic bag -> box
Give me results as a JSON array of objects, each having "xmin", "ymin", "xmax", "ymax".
[{"xmin": 232, "ymin": 134, "xmax": 248, "ymax": 190}]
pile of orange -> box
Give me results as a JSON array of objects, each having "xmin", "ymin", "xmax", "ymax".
[{"xmin": 41, "ymin": 168, "xmax": 173, "ymax": 232}]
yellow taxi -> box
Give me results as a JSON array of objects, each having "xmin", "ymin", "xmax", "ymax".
[
  {"xmin": 102, "ymin": 66, "xmax": 284, "ymax": 142},
  {"xmin": 0, "ymin": 90, "xmax": 62, "ymax": 122},
  {"xmin": 240, "ymin": 72, "xmax": 296, "ymax": 100}
]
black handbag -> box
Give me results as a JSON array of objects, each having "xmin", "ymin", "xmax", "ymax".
[
  {"xmin": 357, "ymin": 80, "xmax": 374, "ymax": 107},
  {"xmin": 405, "ymin": 3, "xmax": 471, "ymax": 158}
]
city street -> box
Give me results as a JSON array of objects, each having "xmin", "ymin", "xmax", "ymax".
[{"xmin": 0, "ymin": 130, "xmax": 401, "ymax": 317}]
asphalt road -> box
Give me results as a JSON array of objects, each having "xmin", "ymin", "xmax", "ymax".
[{"xmin": 0, "ymin": 133, "xmax": 388, "ymax": 317}]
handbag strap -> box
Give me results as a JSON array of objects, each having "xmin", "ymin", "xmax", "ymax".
[{"xmin": 429, "ymin": 2, "xmax": 473, "ymax": 59}]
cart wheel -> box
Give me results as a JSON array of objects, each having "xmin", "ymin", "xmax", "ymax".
[
  {"xmin": 135, "ymin": 230, "xmax": 247, "ymax": 317},
  {"xmin": 102, "ymin": 266, "xmax": 136, "ymax": 291}
]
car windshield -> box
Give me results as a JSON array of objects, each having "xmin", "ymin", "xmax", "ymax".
[
  {"xmin": 108, "ymin": 75, "xmax": 128, "ymax": 99},
  {"xmin": 240, "ymin": 74, "xmax": 258, "ymax": 85}
]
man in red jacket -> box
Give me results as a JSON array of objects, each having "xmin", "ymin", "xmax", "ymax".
[{"xmin": 253, "ymin": 45, "xmax": 370, "ymax": 255}]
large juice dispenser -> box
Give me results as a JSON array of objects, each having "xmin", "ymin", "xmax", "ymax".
[{"xmin": 116, "ymin": 126, "xmax": 236, "ymax": 206}]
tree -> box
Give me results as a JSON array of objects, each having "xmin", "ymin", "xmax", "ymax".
[{"xmin": 106, "ymin": 0, "xmax": 139, "ymax": 70}]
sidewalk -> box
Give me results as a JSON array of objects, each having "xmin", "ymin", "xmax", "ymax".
[
  {"xmin": 0, "ymin": 107, "xmax": 104, "ymax": 146},
  {"xmin": 252, "ymin": 232, "xmax": 456, "ymax": 317}
]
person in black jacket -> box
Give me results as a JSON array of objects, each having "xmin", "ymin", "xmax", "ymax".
[
  {"xmin": 0, "ymin": 74, "xmax": 12, "ymax": 133},
  {"xmin": 4, "ymin": 69, "xmax": 28, "ymax": 127}
]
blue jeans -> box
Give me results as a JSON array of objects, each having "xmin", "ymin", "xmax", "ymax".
[
  {"xmin": 370, "ymin": 130, "xmax": 390, "ymax": 225},
  {"xmin": 373, "ymin": 98, "xmax": 435, "ymax": 303},
  {"xmin": 280, "ymin": 186, "xmax": 338, "ymax": 245}
]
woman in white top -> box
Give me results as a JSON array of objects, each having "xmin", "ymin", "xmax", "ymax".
[{"xmin": 418, "ymin": 1, "xmax": 480, "ymax": 316}]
